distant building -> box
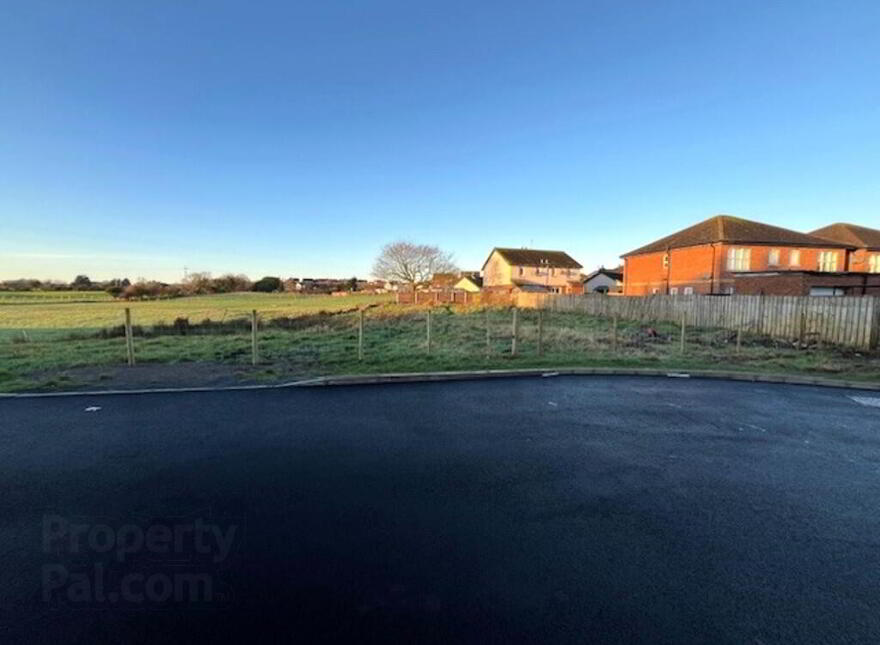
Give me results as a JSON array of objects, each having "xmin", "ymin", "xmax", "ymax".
[
  {"xmin": 454, "ymin": 274, "xmax": 483, "ymax": 292},
  {"xmin": 481, "ymin": 248, "xmax": 583, "ymax": 294},
  {"xmin": 583, "ymin": 266, "xmax": 623, "ymax": 294},
  {"xmin": 430, "ymin": 273, "xmax": 458, "ymax": 290}
]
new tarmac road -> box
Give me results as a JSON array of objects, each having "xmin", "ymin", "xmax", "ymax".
[{"xmin": 1, "ymin": 376, "xmax": 879, "ymax": 643}]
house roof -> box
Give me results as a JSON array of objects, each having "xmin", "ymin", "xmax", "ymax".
[
  {"xmin": 510, "ymin": 280, "xmax": 554, "ymax": 292},
  {"xmin": 482, "ymin": 248, "xmax": 582, "ymax": 270},
  {"xmin": 622, "ymin": 215, "xmax": 851, "ymax": 257},
  {"xmin": 431, "ymin": 272, "xmax": 458, "ymax": 286},
  {"xmin": 809, "ymin": 223, "xmax": 880, "ymax": 250},
  {"xmin": 584, "ymin": 267, "xmax": 623, "ymax": 282},
  {"xmin": 456, "ymin": 275, "xmax": 483, "ymax": 287}
]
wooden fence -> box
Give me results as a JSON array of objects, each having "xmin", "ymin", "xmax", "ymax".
[
  {"xmin": 538, "ymin": 294, "xmax": 880, "ymax": 350},
  {"xmin": 396, "ymin": 290, "xmax": 522, "ymax": 306}
]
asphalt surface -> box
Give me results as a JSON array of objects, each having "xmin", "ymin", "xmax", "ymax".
[{"xmin": 1, "ymin": 376, "xmax": 879, "ymax": 644}]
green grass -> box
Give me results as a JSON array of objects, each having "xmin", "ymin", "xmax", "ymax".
[
  {"xmin": 0, "ymin": 292, "xmax": 392, "ymax": 341},
  {"xmin": 1, "ymin": 304, "xmax": 878, "ymax": 392}
]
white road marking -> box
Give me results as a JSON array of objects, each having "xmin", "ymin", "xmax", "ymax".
[
  {"xmin": 84, "ymin": 406, "xmax": 102, "ymax": 412},
  {"xmin": 849, "ymin": 396, "xmax": 880, "ymax": 408}
]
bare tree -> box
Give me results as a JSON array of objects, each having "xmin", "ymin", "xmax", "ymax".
[{"xmin": 372, "ymin": 241, "xmax": 457, "ymax": 287}]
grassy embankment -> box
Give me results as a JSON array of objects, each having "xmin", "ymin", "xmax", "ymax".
[{"xmin": 2, "ymin": 291, "xmax": 879, "ymax": 392}]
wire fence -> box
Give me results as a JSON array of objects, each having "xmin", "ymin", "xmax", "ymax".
[{"xmin": 81, "ymin": 304, "xmax": 866, "ymax": 374}]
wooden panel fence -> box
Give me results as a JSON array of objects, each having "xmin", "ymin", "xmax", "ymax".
[
  {"xmin": 538, "ymin": 294, "xmax": 880, "ymax": 350},
  {"xmin": 396, "ymin": 290, "xmax": 520, "ymax": 306}
]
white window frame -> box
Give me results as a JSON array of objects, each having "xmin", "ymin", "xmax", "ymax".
[
  {"xmin": 662, "ymin": 254, "xmax": 669, "ymax": 269},
  {"xmin": 768, "ymin": 248, "xmax": 780, "ymax": 266},
  {"xmin": 727, "ymin": 248, "xmax": 750, "ymax": 271},
  {"xmin": 789, "ymin": 249, "xmax": 801, "ymax": 267},
  {"xmin": 683, "ymin": 286, "xmax": 694, "ymax": 295},
  {"xmin": 669, "ymin": 287, "xmax": 678, "ymax": 295},
  {"xmin": 869, "ymin": 254, "xmax": 880, "ymax": 273},
  {"xmin": 652, "ymin": 288, "xmax": 660, "ymax": 294},
  {"xmin": 818, "ymin": 251, "xmax": 838, "ymax": 272}
]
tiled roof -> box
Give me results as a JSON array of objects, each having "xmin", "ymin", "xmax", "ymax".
[
  {"xmin": 483, "ymin": 248, "xmax": 582, "ymax": 270},
  {"xmin": 622, "ymin": 215, "xmax": 851, "ymax": 257},
  {"xmin": 809, "ymin": 223, "xmax": 880, "ymax": 250},
  {"xmin": 584, "ymin": 267, "xmax": 623, "ymax": 282},
  {"xmin": 457, "ymin": 275, "xmax": 483, "ymax": 287},
  {"xmin": 431, "ymin": 273, "xmax": 458, "ymax": 286}
]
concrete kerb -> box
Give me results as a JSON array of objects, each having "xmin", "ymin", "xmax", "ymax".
[{"xmin": 1, "ymin": 367, "xmax": 878, "ymax": 399}]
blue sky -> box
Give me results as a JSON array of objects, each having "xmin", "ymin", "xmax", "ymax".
[{"xmin": 2, "ymin": 0, "xmax": 878, "ymax": 282}]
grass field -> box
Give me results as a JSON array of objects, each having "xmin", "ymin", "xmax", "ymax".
[
  {"xmin": 2, "ymin": 297, "xmax": 879, "ymax": 392},
  {"xmin": 0, "ymin": 291, "xmax": 392, "ymax": 340},
  {"xmin": 0, "ymin": 290, "xmax": 114, "ymax": 304}
]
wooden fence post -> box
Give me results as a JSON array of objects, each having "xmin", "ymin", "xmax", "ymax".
[
  {"xmin": 426, "ymin": 308, "xmax": 432, "ymax": 354},
  {"xmin": 612, "ymin": 314, "xmax": 618, "ymax": 351},
  {"xmin": 511, "ymin": 307, "xmax": 518, "ymax": 357},
  {"xmin": 485, "ymin": 309, "xmax": 491, "ymax": 357},
  {"xmin": 251, "ymin": 309, "xmax": 259, "ymax": 365},
  {"xmin": 537, "ymin": 308, "xmax": 544, "ymax": 356},
  {"xmin": 679, "ymin": 312, "xmax": 686, "ymax": 354},
  {"xmin": 798, "ymin": 305, "xmax": 806, "ymax": 347},
  {"xmin": 358, "ymin": 308, "xmax": 365, "ymax": 361},
  {"xmin": 124, "ymin": 307, "xmax": 135, "ymax": 366}
]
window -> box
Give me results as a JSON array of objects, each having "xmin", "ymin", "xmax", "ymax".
[
  {"xmin": 810, "ymin": 287, "xmax": 845, "ymax": 297},
  {"xmin": 652, "ymin": 288, "xmax": 660, "ymax": 294},
  {"xmin": 818, "ymin": 251, "xmax": 838, "ymax": 272},
  {"xmin": 550, "ymin": 268, "xmax": 555, "ymax": 277},
  {"xmin": 768, "ymin": 249, "xmax": 780, "ymax": 266},
  {"xmin": 870, "ymin": 254, "xmax": 880, "ymax": 273},
  {"xmin": 790, "ymin": 250, "xmax": 801, "ymax": 267},
  {"xmin": 669, "ymin": 287, "xmax": 678, "ymax": 295},
  {"xmin": 683, "ymin": 287, "xmax": 694, "ymax": 295},
  {"xmin": 518, "ymin": 266, "xmax": 523, "ymax": 276},
  {"xmin": 662, "ymin": 254, "xmax": 669, "ymax": 269},
  {"xmin": 727, "ymin": 248, "xmax": 750, "ymax": 271}
]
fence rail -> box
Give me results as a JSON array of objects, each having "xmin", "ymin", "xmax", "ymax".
[{"xmin": 538, "ymin": 294, "xmax": 880, "ymax": 349}]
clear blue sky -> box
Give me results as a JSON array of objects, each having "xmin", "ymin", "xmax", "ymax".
[{"xmin": 2, "ymin": 0, "xmax": 878, "ymax": 282}]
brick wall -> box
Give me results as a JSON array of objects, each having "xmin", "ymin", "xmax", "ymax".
[{"xmin": 733, "ymin": 272, "xmax": 880, "ymax": 296}]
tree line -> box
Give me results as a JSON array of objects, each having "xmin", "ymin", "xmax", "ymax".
[
  {"xmin": 3, "ymin": 239, "xmax": 459, "ymax": 299},
  {"xmin": 1, "ymin": 273, "xmax": 361, "ymax": 299}
]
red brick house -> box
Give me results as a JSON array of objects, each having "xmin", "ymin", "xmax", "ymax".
[
  {"xmin": 621, "ymin": 215, "xmax": 851, "ymax": 295},
  {"xmin": 809, "ymin": 223, "xmax": 880, "ymax": 274}
]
